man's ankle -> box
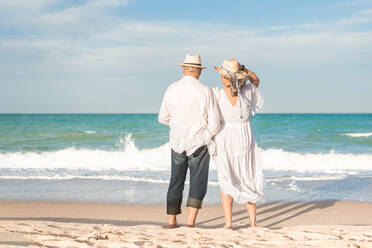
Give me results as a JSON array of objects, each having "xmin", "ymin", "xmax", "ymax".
[
  {"xmin": 168, "ymin": 215, "xmax": 177, "ymax": 225},
  {"xmin": 186, "ymin": 207, "xmax": 199, "ymax": 226}
]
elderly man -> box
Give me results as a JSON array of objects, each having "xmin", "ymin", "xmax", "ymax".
[{"xmin": 159, "ymin": 54, "xmax": 220, "ymax": 228}]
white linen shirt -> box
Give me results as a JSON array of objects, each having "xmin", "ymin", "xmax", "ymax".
[{"xmin": 159, "ymin": 76, "xmax": 221, "ymax": 156}]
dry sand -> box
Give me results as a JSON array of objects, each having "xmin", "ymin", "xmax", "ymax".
[{"xmin": 0, "ymin": 200, "xmax": 371, "ymax": 247}]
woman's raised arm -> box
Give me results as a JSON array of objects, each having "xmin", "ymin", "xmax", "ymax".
[
  {"xmin": 246, "ymin": 69, "xmax": 260, "ymax": 88},
  {"xmin": 240, "ymin": 65, "xmax": 260, "ymax": 88}
]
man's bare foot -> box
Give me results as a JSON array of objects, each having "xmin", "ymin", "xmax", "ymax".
[
  {"xmin": 186, "ymin": 207, "xmax": 199, "ymax": 227},
  {"xmin": 168, "ymin": 215, "xmax": 177, "ymax": 228},
  {"xmin": 250, "ymin": 223, "xmax": 257, "ymax": 227},
  {"xmin": 223, "ymin": 224, "xmax": 232, "ymax": 229},
  {"xmin": 162, "ymin": 223, "xmax": 179, "ymax": 229},
  {"xmin": 168, "ymin": 223, "xmax": 178, "ymax": 228}
]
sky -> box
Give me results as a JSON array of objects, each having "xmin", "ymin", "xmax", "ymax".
[{"xmin": 0, "ymin": 0, "xmax": 371, "ymax": 113}]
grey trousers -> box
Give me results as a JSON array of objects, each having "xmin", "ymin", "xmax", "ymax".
[{"xmin": 167, "ymin": 145, "xmax": 210, "ymax": 215}]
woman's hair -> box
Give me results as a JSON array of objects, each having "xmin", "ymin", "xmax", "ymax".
[{"xmin": 225, "ymin": 75, "xmax": 248, "ymax": 96}]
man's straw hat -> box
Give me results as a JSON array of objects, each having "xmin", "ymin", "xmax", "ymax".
[
  {"xmin": 179, "ymin": 53, "xmax": 206, "ymax": 69},
  {"xmin": 214, "ymin": 58, "xmax": 248, "ymax": 79}
]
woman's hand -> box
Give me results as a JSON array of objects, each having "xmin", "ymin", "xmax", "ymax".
[
  {"xmin": 244, "ymin": 67, "xmax": 260, "ymax": 88},
  {"xmin": 240, "ymin": 64, "xmax": 260, "ymax": 87}
]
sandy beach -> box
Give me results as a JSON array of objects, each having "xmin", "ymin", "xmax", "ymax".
[{"xmin": 0, "ymin": 200, "xmax": 371, "ymax": 247}]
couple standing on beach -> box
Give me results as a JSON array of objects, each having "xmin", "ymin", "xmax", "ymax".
[{"xmin": 159, "ymin": 54, "xmax": 264, "ymax": 229}]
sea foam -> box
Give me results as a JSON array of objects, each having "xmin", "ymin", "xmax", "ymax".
[
  {"xmin": 1, "ymin": 134, "xmax": 372, "ymax": 173},
  {"xmin": 343, "ymin": 132, "xmax": 372, "ymax": 137},
  {"xmin": 259, "ymin": 148, "xmax": 372, "ymax": 172}
]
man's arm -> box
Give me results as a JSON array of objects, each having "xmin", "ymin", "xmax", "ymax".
[
  {"xmin": 158, "ymin": 90, "xmax": 170, "ymax": 125},
  {"xmin": 206, "ymin": 88, "xmax": 221, "ymax": 137}
]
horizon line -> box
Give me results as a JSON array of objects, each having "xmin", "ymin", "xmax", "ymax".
[{"xmin": 1, "ymin": 112, "xmax": 372, "ymax": 115}]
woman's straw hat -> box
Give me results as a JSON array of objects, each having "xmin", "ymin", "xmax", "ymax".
[
  {"xmin": 214, "ymin": 58, "xmax": 248, "ymax": 79},
  {"xmin": 179, "ymin": 53, "xmax": 206, "ymax": 69}
]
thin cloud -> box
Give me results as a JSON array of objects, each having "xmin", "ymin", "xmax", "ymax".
[
  {"xmin": 341, "ymin": 8, "xmax": 372, "ymax": 24},
  {"xmin": 0, "ymin": 0, "xmax": 131, "ymax": 36},
  {"xmin": 0, "ymin": 1, "xmax": 371, "ymax": 113},
  {"xmin": 0, "ymin": 0, "xmax": 60, "ymax": 10},
  {"xmin": 345, "ymin": 0, "xmax": 372, "ymax": 6}
]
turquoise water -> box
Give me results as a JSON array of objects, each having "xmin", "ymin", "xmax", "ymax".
[
  {"xmin": 0, "ymin": 114, "xmax": 168, "ymax": 152},
  {"xmin": 254, "ymin": 113, "xmax": 372, "ymax": 154},
  {"xmin": 0, "ymin": 113, "xmax": 372, "ymax": 203},
  {"xmin": 1, "ymin": 114, "xmax": 371, "ymax": 154}
]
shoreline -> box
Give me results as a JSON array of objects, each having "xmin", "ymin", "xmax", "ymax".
[{"xmin": 1, "ymin": 200, "xmax": 372, "ymax": 247}]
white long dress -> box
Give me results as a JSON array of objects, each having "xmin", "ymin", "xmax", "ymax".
[{"xmin": 212, "ymin": 83, "xmax": 264, "ymax": 204}]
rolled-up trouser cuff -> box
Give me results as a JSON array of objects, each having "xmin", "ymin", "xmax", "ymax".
[
  {"xmin": 167, "ymin": 206, "xmax": 181, "ymax": 215},
  {"xmin": 167, "ymin": 199, "xmax": 182, "ymax": 215},
  {"xmin": 186, "ymin": 197, "xmax": 203, "ymax": 209}
]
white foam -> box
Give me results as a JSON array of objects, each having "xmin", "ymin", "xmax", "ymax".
[
  {"xmin": 1, "ymin": 134, "xmax": 372, "ymax": 173},
  {"xmin": 287, "ymin": 181, "xmax": 302, "ymax": 192},
  {"xmin": 343, "ymin": 132, "xmax": 372, "ymax": 137},
  {"xmin": 85, "ymin": 130, "xmax": 96, "ymax": 134},
  {"xmin": 260, "ymin": 148, "xmax": 372, "ymax": 173},
  {"xmin": 266, "ymin": 175, "xmax": 346, "ymax": 182},
  {"xmin": 0, "ymin": 174, "xmax": 220, "ymax": 186},
  {"xmin": 0, "ymin": 135, "xmax": 170, "ymax": 171}
]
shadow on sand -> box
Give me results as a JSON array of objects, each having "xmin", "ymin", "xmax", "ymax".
[
  {"xmin": 198, "ymin": 200, "xmax": 336, "ymax": 229},
  {"xmin": 0, "ymin": 201, "xmax": 336, "ymax": 230}
]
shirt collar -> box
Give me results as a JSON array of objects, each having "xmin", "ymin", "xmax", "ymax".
[{"xmin": 183, "ymin": 75, "xmax": 199, "ymax": 81}]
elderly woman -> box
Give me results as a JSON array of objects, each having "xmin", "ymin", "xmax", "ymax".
[{"xmin": 212, "ymin": 58, "xmax": 264, "ymax": 229}]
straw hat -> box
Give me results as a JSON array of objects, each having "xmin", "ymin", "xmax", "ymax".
[
  {"xmin": 214, "ymin": 58, "xmax": 248, "ymax": 79},
  {"xmin": 179, "ymin": 53, "xmax": 206, "ymax": 69}
]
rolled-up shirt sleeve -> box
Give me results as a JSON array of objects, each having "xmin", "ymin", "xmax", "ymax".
[
  {"xmin": 158, "ymin": 89, "xmax": 170, "ymax": 125},
  {"xmin": 245, "ymin": 83, "xmax": 264, "ymax": 116}
]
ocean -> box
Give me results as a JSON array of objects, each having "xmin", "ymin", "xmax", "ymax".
[{"xmin": 0, "ymin": 113, "xmax": 372, "ymax": 204}]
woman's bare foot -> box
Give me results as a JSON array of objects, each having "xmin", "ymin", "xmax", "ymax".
[
  {"xmin": 221, "ymin": 192, "xmax": 233, "ymax": 230},
  {"xmin": 245, "ymin": 202, "xmax": 257, "ymax": 228}
]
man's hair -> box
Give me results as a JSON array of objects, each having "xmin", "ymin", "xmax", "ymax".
[{"xmin": 183, "ymin": 66, "xmax": 202, "ymax": 74}]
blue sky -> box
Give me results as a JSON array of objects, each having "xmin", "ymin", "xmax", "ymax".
[{"xmin": 1, "ymin": 0, "xmax": 371, "ymax": 113}]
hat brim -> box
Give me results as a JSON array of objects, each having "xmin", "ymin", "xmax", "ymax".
[
  {"xmin": 179, "ymin": 63, "xmax": 206, "ymax": 69},
  {"xmin": 214, "ymin": 66, "xmax": 247, "ymax": 79}
]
